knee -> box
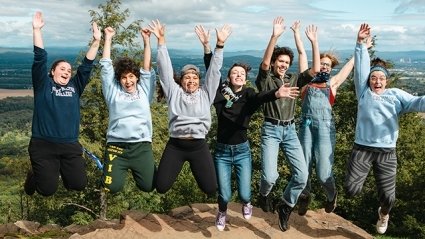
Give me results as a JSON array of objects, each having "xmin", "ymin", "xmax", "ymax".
[{"xmin": 37, "ymin": 186, "xmax": 58, "ymax": 197}]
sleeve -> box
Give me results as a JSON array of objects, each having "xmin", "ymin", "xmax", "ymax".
[
  {"xmin": 157, "ymin": 45, "xmax": 178, "ymax": 98},
  {"xmin": 395, "ymin": 89, "xmax": 425, "ymax": 114},
  {"xmin": 255, "ymin": 63, "xmax": 269, "ymax": 91},
  {"xmin": 100, "ymin": 58, "xmax": 115, "ymax": 101},
  {"xmin": 73, "ymin": 56, "xmax": 95, "ymax": 95},
  {"xmin": 296, "ymin": 69, "xmax": 314, "ymax": 88},
  {"xmin": 247, "ymin": 88, "xmax": 278, "ymax": 114},
  {"xmin": 31, "ymin": 46, "xmax": 48, "ymax": 91},
  {"xmin": 139, "ymin": 67, "xmax": 157, "ymax": 103},
  {"xmin": 354, "ymin": 43, "xmax": 370, "ymax": 100},
  {"xmin": 204, "ymin": 52, "xmax": 213, "ymax": 71},
  {"xmin": 203, "ymin": 47, "xmax": 223, "ymax": 103}
]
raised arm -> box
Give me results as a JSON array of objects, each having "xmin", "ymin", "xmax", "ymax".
[
  {"xmin": 85, "ymin": 22, "xmax": 101, "ymax": 61},
  {"xmin": 102, "ymin": 27, "xmax": 115, "ymax": 59},
  {"xmin": 195, "ymin": 25, "xmax": 212, "ymax": 70},
  {"xmin": 306, "ymin": 25, "xmax": 320, "ymax": 76},
  {"xmin": 261, "ymin": 17, "xmax": 286, "ymax": 71},
  {"xmin": 141, "ymin": 28, "xmax": 152, "ymax": 71},
  {"xmin": 354, "ymin": 23, "xmax": 372, "ymax": 98},
  {"xmin": 149, "ymin": 19, "xmax": 165, "ymax": 46},
  {"xmin": 32, "ymin": 11, "xmax": 45, "ymax": 48},
  {"xmin": 291, "ymin": 20, "xmax": 307, "ymax": 73}
]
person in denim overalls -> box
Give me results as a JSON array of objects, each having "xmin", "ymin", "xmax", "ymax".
[{"xmin": 290, "ymin": 21, "xmax": 372, "ymax": 215}]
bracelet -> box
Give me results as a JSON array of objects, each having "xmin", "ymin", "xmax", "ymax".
[{"xmin": 216, "ymin": 44, "xmax": 224, "ymax": 49}]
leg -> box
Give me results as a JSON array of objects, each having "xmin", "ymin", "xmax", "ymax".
[
  {"xmin": 259, "ymin": 122, "xmax": 281, "ymax": 196},
  {"xmin": 59, "ymin": 142, "xmax": 87, "ymax": 191},
  {"xmin": 281, "ymin": 124, "xmax": 308, "ymax": 208},
  {"xmin": 102, "ymin": 144, "xmax": 128, "ymax": 194},
  {"xmin": 373, "ymin": 150, "xmax": 397, "ymax": 215},
  {"xmin": 130, "ymin": 142, "xmax": 156, "ymax": 192},
  {"xmin": 214, "ymin": 143, "xmax": 233, "ymax": 212},
  {"xmin": 189, "ymin": 140, "xmax": 217, "ymax": 195},
  {"xmin": 298, "ymin": 117, "xmax": 314, "ymax": 215},
  {"xmin": 27, "ymin": 138, "xmax": 60, "ymax": 196},
  {"xmin": 233, "ymin": 141, "xmax": 253, "ymax": 219},
  {"xmin": 344, "ymin": 146, "xmax": 374, "ymax": 197},
  {"xmin": 155, "ymin": 139, "xmax": 186, "ymax": 194}
]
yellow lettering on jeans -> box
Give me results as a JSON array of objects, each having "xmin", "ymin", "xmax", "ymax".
[{"xmin": 104, "ymin": 176, "xmax": 112, "ymax": 185}]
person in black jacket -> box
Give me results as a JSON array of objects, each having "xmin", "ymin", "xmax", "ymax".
[{"xmin": 195, "ymin": 25, "xmax": 299, "ymax": 231}]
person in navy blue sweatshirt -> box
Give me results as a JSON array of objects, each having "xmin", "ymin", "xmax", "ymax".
[{"xmin": 24, "ymin": 11, "xmax": 101, "ymax": 196}]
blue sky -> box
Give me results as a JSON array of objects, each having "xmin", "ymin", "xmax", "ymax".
[{"xmin": 0, "ymin": 0, "xmax": 424, "ymax": 52}]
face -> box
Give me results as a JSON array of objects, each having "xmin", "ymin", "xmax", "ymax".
[
  {"xmin": 369, "ymin": 71, "xmax": 387, "ymax": 94},
  {"xmin": 120, "ymin": 72, "xmax": 138, "ymax": 93},
  {"xmin": 320, "ymin": 57, "xmax": 332, "ymax": 74},
  {"xmin": 228, "ymin": 66, "xmax": 247, "ymax": 92},
  {"xmin": 51, "ymin": 62, "xmax": 72, "ymax": 85},
  {"xmin": 272, "ymin": 55, "xmax": 291, "ymax": 78},
  {"xmin": 181, "ymin": 72, "xmax": 200, "ymax": 93}
]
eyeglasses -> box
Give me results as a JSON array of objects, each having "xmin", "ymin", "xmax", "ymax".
[
  {"xmin": 320, "ymin": 62, "xmax": 331, "ymax": 68},
  {"xmin": 370, "ymin": 76, "xmax": 387, "ymax": 82}
]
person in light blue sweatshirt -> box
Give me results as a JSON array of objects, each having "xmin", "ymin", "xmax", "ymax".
[
  {"xmin": 99, "ymin": 25, "xmax": 156, "ymax": 194},
  {"xmin": 344, "ymin": 23, "xmax": 425, "ymax": 235},
  {"xmin": 148, "ymin": 19, "xmax": 231, "ymax": 196}
]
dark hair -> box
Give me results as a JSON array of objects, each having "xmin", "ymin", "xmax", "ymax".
[
  {"xmin": 227, "ymin": 62, "xmax": 251, "ymax": 78},
  {"xmin": 371, "ymin": 57, "xmax": 388, "ymax": 68},
  {"xmin": 271, "ymin": 46, "xmax": 294, "ymax": 67},
  {"xmin": 114, "ymin": 57, "xmax": 140, "ymax": 82},
  {"xmin": 49, "ymin": 59, "xmax": 69, "ymax": 78}
]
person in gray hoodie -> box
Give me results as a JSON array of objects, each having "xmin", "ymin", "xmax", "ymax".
[
  {"xmin": 148, "ymin": 19, "xmax": 231, "ymax": 195},
  {"xmin": 99, "ymin": 25, "xmax": 156, "ymax": 194}
]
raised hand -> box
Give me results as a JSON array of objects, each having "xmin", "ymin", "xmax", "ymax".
[
  {"xmin": 272, "ymin": 16, "xmax": 286, "ymax": 38},
  {"xmin": 148, "ymin": 19, "xmax": 165, "ymax": 40},
  {"xmin": 32, "ymin": 11, "xmax": 45, "ymax": 30},
  {"xmin": 92, "ymin": 22, "xmax": 101, "ymax": 41},
  {"xmin": 290, "ymin": 20, "xmax": 301, "ymax": 33},
  {"xmin": 357, "ymin": 23, "xmax": 371, "ymax": 43},
  {"xmin": 195, "ymin": 25, "xmax": 210, "ymax": 46},
  {"xmin": 305, "ymin": 24, "xmax": 318, "ymax": 43},
  {"xmin": 215, "ymin": 24, "xmax": 232, "ymax": 46},
  {"xmin": 140, "ymin": 28, "xmax": 151, "ymax": 41},
  {"xmin": 276, "ymin": 83, "xmax": 300, "ymax": 99},
  {"xmin": 365, "ymin": 36, "xmax": 374, "ymax": 49}
]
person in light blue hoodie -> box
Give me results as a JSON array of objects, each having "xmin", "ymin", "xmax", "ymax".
[
  {"xmin": 345, "ymin": 23, "xmax": 425, "ymax": 235},
  {"xmin": 99, "ymin": 26, "xmax": 156, "ymax": 194}
]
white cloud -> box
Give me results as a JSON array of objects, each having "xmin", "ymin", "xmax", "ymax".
[{"xmin": 0, "ymin": 0, "xmax": 424, "ymax": 51}]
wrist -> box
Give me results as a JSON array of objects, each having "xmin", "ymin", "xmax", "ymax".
[{"xmin": 216, "ymin": 44, "xmax": 224, "ymax": 49}]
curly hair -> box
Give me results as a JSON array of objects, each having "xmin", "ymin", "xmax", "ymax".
[
  {"xmin": 370, "ymin": 57, "xmax": 388, "ymax": 68},
  {"xmin": 271, "ymin": 46, "xmax": 294, "ymax": 67},
  {"xmin": 320, "ymin": 52, "xmax": 340, "ymax": 68},
  {"xmin": 114, "ymin": 57, "xmax": 140, "ymax": 82}
]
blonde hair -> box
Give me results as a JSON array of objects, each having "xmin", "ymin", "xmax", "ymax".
[{"xmin": 320, "ymin": 52, "xmax": 339, "ymax": 68}]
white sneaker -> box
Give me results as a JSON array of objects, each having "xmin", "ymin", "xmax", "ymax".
[
  {"xmin": 215, "ymin": 210, "xmax": 226, "ymax": 231},
  {"xmin": 376, "ymin": 207, "xmax": 389, "ymax": 234},
  {"xmin": 242, "ymin": 202, "xmax": 253, "ymax": 220}
]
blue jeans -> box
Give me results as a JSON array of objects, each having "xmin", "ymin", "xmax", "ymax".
[
  {"xmin": 259, "ymin": 121, "xmax": 308, "ymax": 207},
  {"xmin": 214, "ymin": 141, "xmax": 252, "ymax": 211},
  {"xmin": 299, "ymin": 116, "xmax": 336, "ymax": 201}
]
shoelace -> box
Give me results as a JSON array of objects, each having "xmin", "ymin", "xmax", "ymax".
[{"xmin": 217, "ymin": 212, "xmax": 226, "ymax": 225}]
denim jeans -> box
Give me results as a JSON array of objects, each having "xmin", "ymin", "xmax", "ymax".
[
  {"xmin": 259, "ymin": 121, "xmax": 308, "ymax": 207},
  {"xmin": 214, "ymin": 141, "xmax": 252, "ymax": 211},
  {"xmin": 299, "ymin": 116, "xmax": 336, "ymax": 201}
]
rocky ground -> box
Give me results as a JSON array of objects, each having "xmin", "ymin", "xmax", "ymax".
[{"xmin": 1, "ymin": 202, "xmax": 373, "ymax": 239}]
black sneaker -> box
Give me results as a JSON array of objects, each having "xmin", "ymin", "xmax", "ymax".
[
  {"xmin": 24, "ymin": 170, "xmax": 36, "ymax": 195},
  {"xmin": 277, "ymin": 203, "xmax": 293, "ymax": 232},
  {"xmin": 324, "ymin": 192, "xmax": 338, "ymax": 213},
  {"xmin": 258, "ymin": 194, "xmax": 274, "ymax": 213},
  {"xmin": 297, "ymin": 193, "xmax": 310, "ymax": 216}
]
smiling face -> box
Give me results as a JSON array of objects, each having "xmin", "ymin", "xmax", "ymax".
[
  {"xmin": 272, "ymin": 54, "xmax": 291, "ymax": 78},
  {"xmin": 369, "ymin": 70, "xmax": 387, "ymax": 94},
  {"xmin": 120, "ymin": 72, "xmax": 138, "ymax": 93},
  {"xmin": 181, "ymin": 71, "xmax": 200, "ymax": 93},
  {"xmin": 320, "ymin": 57, "xmax": 333, "ymax": 74},
  {"xmin": 51, "ymin": 61, "xmax": 72, "ymax": 85},
  {"xmin": 228, "ymin": 66, "xmax": 247, "ymax": 92}
]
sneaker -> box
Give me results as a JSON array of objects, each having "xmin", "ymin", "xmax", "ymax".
[
  {"xmin": 297, "ymin": 193, "xmax": 310, "ymax": 216},
  {"xmin": 376, "ymin": 207, "xmax": 389, "ymax": 234},
  {"xmin": 242, "ymin": 202, "xmax": 253, "ymax": 220},
  {"xmin": 258, "ymin": 194, "xmax": 274, "ymax": 213},
  {"xmin": 277, "ymin": 203, "xmax": 293, "ymax": 232},
  {"xmin": 215, "ymin": 210, "xmax": 226, "ymax": 231},
  {"xmin": 324, "ymin": 192, "xmax": 338, "ymax": 213},
  {"xmin": 24, "ymin": 170, "xmax": 36, "ymax": 195}
]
